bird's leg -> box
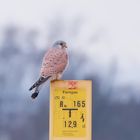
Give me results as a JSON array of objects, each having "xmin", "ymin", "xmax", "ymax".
[
  {"xmin": 51, "ymin": 73, "xmax": 62, "ymax": 82},
  {"xmin": 51, "ymin": 75, "xmax": 57, "ymax": 82},
  {"xmin": 56, "ymin": 73, "xmax": 62, "ymax": 80}
]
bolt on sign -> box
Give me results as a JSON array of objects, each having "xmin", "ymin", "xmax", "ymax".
[{"xmin": 49, "ymin": 80, "xmax": 92, "ymax": 140}]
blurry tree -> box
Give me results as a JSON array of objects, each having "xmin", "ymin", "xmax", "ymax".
[{"xmin": 0, "ymin": 22, "xmax": 140, "ymax": 140}]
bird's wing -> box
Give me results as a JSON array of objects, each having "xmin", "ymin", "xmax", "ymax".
[{"xmin": 40, "ymin": 48, "xmax": 68, "ymax": 77}]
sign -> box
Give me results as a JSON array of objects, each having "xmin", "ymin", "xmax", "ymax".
[{"xmin": 49, "ymin": 80, "xmax": 92, "ymax": 140}]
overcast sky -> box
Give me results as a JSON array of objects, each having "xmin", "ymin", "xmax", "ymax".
[{"xmin": 0, "ymin": 0, "xmax": 140, "ymax": 92}]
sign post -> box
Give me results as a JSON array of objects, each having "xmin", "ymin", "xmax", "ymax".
[{"xmin": 49, "ymin": 80, "xmax": 92, "ymax": 140}]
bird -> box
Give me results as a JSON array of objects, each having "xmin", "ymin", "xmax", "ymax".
[{"xmin": 29, "ymin": 40, "xmax": 69, "ymax": 99}]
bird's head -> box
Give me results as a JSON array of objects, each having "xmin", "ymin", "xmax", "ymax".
[{"xmin": 53, "ymin": 40, "xmax": 68, "ymax": 49}]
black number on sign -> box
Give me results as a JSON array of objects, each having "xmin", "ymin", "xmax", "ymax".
[
  {"xmin": 64, "ymin": 121, "xmax": 77, "ymax": 128},
  {"xmin": 64, "ymin": 121, "xmax": 66, "ymax": 127},
  {"xmin": 73, "ymin": 121, "xmax": 77, "ymax": 127},
  {"xmin": 82, "ymin": 101, "xmax": 86, "ymax": 107},
  {"xmin": 68, "ymin": 121, "xmax": 72, "ymax": 127},
  {"xmin": 73, "ymin": 101, "xmax": 86, "ymax": 107}
]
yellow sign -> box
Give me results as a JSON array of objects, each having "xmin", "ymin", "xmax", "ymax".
[{"xmin": 50, "ymin": 80, "xmax": 92, "ymax": 140}]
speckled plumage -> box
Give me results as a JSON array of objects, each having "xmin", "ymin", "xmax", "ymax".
[
  {"xmin": 40, "ymin": 47, "xmax": 68, "ymax": 78},
  {"xmin": 29, "ymin": 40, "xmax": 68, "ymax": 99}
]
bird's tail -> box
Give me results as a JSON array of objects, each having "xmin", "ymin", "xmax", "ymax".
[
  {"xmin": 29, "ymin": 76, "xmax": 50, "ymax": 91},
  {"xmin": 31, "ymin": 89, "xmax": 39, "ymax": 99}
]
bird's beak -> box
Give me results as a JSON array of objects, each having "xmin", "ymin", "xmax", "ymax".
[{"xmin": 64, "ymin": 45, "xmax": 68, "ymax": 48}]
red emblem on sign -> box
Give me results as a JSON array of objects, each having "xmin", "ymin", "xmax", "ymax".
[{"xmin": 68, "ymin": 81, "xmax": 78, "ymax": 89}]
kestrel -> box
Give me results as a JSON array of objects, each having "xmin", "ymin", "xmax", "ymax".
[{"xmin": 29, "ymin": 40, "xmax": 68, "ymax": 99}]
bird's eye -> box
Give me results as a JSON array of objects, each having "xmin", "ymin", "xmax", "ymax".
[{"xmin": 60, "ymin": 43, "xmax": 63, "ymax": 46}]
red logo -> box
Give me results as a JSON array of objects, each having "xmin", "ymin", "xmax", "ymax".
[{"xmin": 68, "ymin": 81, "xmax": 78, "ymax": 89}]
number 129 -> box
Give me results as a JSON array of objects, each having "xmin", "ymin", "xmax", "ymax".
[{"xmin": 64, "ymin": 121, "xmax": 77, "ymax": 128}]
